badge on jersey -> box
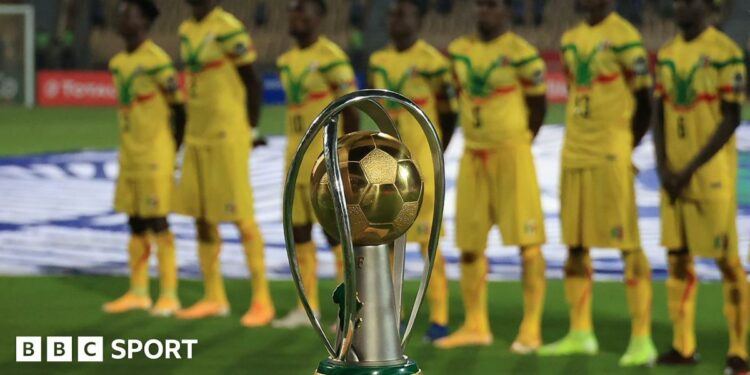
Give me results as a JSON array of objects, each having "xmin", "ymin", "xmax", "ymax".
[
  {"xmin": 633, "ymin": 56, "xmax": 648, "ymax": 76},
  {"xmin": 733, "ymin": 72, "xmax": 746, "ymax": 95},
  {"xmin": 233, "ymin": 42, "xmax": 248, "ymax": 57}
]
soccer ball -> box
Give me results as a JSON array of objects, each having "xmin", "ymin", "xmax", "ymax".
[{"xmin": 310, "ymin": 131, "xmax": 423, "ymax": 246}]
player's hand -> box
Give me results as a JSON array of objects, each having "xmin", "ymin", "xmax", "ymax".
[
  {"xmin": 671, "ymin": 169, "xmax": 694, "ymax": 199},
  {"xmin": 252, "ymin": 128, "xmax": 268, "ymax": 147},
  {"xmin": 659, "ymin": 169, "xmax": 680, "ymax": 203}
]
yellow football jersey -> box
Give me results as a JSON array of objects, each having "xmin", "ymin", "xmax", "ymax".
[
  {"xmin": 561, "ymin": 13, "xmax": 652, "ymax": 167},
  {"xmin": 109, "ymin": 39, "xmax": 181, "ymax": 177},
  {"xmin": 179, "ymin": 7, "xmax": 257, "ymax": 144},
  {"xmin": 369, "ymin": 39, "xmax": 456, "ymax": 154},
  {"xmin": 656, "ymin": 26, "xmax": 746, "ymax": 200},
  {"xmin": 448, "ymin": 32, "xmax": 546, "ymax": 149},
  {"xmin": 277, "ymin": 36, "xmax": 357, "ymax": 173}
]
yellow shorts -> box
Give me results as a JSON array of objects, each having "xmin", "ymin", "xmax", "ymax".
[
  {"xmin": 114, "ymin": 173, "xmax": 172, "ymax": 217},
  {"xmin": 560, "ymin": 160, "xmax": 640, "ymax": 249},
  {"xmin": 455, "ymin": 144, "xmax": 546, "ymax": 250},
  {"xmin": 174, "ymin": 141, "xmax": 255, "ymax": 222},
  {"xmin": 661, "ymin": 194, "xmax": 738, "ymax": 258}
]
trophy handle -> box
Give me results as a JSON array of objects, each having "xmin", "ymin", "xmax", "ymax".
[
  {"xmin": 283, "ymin": 117, "xmax": 339, "ymax": 358},
  {"xmin": 284, "ymin": 89, "xmax": 444, "ymax": 360}
]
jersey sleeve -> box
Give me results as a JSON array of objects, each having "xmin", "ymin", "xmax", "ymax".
[
  {"xmin": 216, "ymin": 17, "xmax": 257, "ymax": 66},
  {"xmin": 614, "ymin": 29, "xmax": 652, "ymax": 91},
  {"xmin": 147, "ymin": 52, "xmax": 182, "ymax": 104},
  {"xmin": 716, "ymin": 46, "xmax": 747, "ymax": 103},
  {"xmin": 653, "ymin": 49, "xmax": 666, "ymax": 99},
  {"xmin": 423, "ymin": 52, "xmax": 458, "ymax": 113},
  {"xmin": 320, "ymin": 52, "xmax": 357, "ymax": 98},
  {"xmin": 514, "ymin": 41, "xmax": 546, "ymax": 96}
]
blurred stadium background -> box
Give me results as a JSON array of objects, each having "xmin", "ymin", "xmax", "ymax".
[{"xmin": 0, "ymin": 0, "xmax": 749, "ymax": 373}]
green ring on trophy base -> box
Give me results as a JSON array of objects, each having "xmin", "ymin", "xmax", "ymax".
[{"xmin": 315, "ymin": 359, "xmax": 421, "ymax": 375}]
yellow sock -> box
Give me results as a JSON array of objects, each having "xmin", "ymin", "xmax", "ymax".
[
  {"xmin": 718, "ymin": 256, "xmax": 749, "ymax": 359},
  {"xmin": 128, "ymin": 234, "xmax": 151, "ymax": 297},
  {"xmin": 421, "ymin": 243, "xmax": 449, "ymax": 326},
  {"xmin": 564, "ymin": 247, "xmax": 593, "ymax": 332},
  {"xmin": 518, "ymin": 245, "xmax": 545, "ymax": 343},
  {"xmin": 666, "ymin": 252, "xmax": 697, "ymax": 357},
  {"xmin": 331, "ymin": 244, "xmax": 344, "ymax": 283},
  {"xmin": 238, "ymin": 220, "xmax": 272, "ymax": 308},
  {"xmin": 459, "ymin": 251, "xmax": 490, "ymax": 333},
  {"xmin": 197, "ymin": 223, "xmax": 227, "ymax": 304},
  {"xmin": 622, "ymin": 248, "xmax": 652, "ymax": 338},
  {"xmin": 154, "ymin": 231, "xmax": 178, "ymax": 299},
  {"xmin": 297, "ymin": 241, "xmax": 319, "ymax": 312}
]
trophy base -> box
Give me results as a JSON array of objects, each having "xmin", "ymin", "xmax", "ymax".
[{"xmin": 314, "ymin": 359, "xmax": 421, "ymax": 375}]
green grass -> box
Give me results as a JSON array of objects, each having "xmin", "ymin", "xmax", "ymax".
[
  {"xmin": 0, "ymin": 276, "xmax": 736, "ymax": 374},
  {"xmin": 0, "ymin": 103, "xmax": 746, "ymax": 157},
  {"xmin": 0, "ymin": 105, "xmax": 569, "ymax": 157}
]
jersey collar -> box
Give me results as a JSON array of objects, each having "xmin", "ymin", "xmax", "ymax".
[
  {"xmin": 193, "ymin": 6, "xmax": 223, "ymax": 24},
  {"xmin": 127, "ymin": 39, "xmax": 151, "ymax": 56},
  {"xmin": 297, "ymin": 35, "xmax": 326, "ymax": 52},
  {"xmin": 679, "ymin": 26, "xmax": 715, "ymax": 45},
  {"xmin": 476, "ymin": 31, "xmax": 513, "ymax": 46},
  {"xmin": 392, "ymin": 39, "xmax": 423, "ymax": 55}
]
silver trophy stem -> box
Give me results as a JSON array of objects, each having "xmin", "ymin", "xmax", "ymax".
[
  {"xmin": 349, "ymin": 244, "xmax": 404, "ymax": 365},
  {"xmin": 391, "ymin": 235, "xmax": 407, "ymax": 323}
]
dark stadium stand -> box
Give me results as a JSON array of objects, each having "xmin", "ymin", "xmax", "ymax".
[{"xmin": 86, "ymin": 0, "xmax": 681, "ymax": 70}]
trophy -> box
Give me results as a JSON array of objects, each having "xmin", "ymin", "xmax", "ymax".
[{"xmin": 283, "ymin": 89, "xmax": 445, "ymax": 375}]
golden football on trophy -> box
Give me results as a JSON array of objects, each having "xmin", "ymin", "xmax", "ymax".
[{"xmin": 310, "ymin": 131, "xmax": 424, "ymax": 246}]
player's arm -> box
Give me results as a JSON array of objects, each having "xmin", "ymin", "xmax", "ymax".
[
  {"xmin": 430, "ymin": 58, "xmax": 458, "ymax": 150},
  {"xmin": 672, "ymin": 49, "xmax": 746, "ymax": 194},
  {"xmin": 631, "ymin": 89, "xmax": 652, "ymax": 148},
  {"xmin": 616, "ymin": 33, "xmax": 653, "ymax": 148},
  {"xmin": 437, "ymin": 89, "xmax": 458, "ymax": 150},
  {"xmin": 237, "ymin": 63, "xmax": 263, "ymax": 133},
  {"xmin": 516, "ymin": 48, "xmax": 547, "ymax": 140},
  {"xmin": 677, "ymin": 100, "xmax": 741, "ymax": 178},
  {"xmin": 150, "ymin": 60, "xmax": 186, "ymax": 150},
  {"xmin": 218, "ymin": 22, "xmax": 265, "ymax": 145},
  {"xmin": 650, "ymin": 98, "xmax": 677, "ymax": 199},
  {"xmin": 323, "ymin": 58, "xmax": 359, "ymax": 133},
  {"xmin": 341, "ymin": 106, "xmax": 360, "ymax": 134},
  {"xmin": 170, "ymin": 104, "xmax": 187, "ymax": 150},
  {"xmin": 526, "ymin": 95, "xmax": 546, "ymax": 139}
]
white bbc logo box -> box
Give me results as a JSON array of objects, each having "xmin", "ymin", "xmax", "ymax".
[{"xmin": 16, "ymin": 336, "xmax": 103, "ymax": 362}]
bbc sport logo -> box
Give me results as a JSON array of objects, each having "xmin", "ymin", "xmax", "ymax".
[{"xmin": 16, "ymin": 336, "xmax": 198, "ymax": 362}]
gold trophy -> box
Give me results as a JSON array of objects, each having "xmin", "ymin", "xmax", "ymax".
[{"xmin": 283, "ymin": 90, "xmax": 445, "ymax": 375}]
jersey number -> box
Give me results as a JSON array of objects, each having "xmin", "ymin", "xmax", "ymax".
[
  {"xmin": 123, "ymin": 114, "xmax": 131, "ymax": 132},
  {"xmin": 189, "ymin": 80, "xmax": 198, "ymax": 99},
  {"xmin": 575, "ymin": 94, "xmax": 590, "ymax": 118},
  {"xmin": 677, "ymin": 116, "xmax": 686, "ymax": 139},
  {"xmin": 293, "ymin": 115, "xmax": 304, "ymax": 134},
  {"xmin": 473, "ymin": 107, "xmax": 482, "ymax": 128}
]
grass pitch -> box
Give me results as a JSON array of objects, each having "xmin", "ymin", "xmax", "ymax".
[
  {"xmin": 0, "ymin": 105, "xmax": 566, "ymax": 157},
  {"xmin": 0, "ymin": 276, "xmax": 736, "ymax": 374}
]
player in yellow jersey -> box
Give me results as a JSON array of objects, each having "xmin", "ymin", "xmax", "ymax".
[
  {"xmin": 653, "ymin": 1, "xmax": 747, "ymax": 373},
  {"xmin": 538, "ymin": 0, "xmax": 656, "ymax": 366},
  {"xmin": 174, "ymin": 0, "xmax": 274, "ymax": 327},
  {"xmin": 434, "ymin": 0, "xmax": 548, "ymax": 353},
  {"xmin": 272, "ymin": 0, "xmax": 360, "ymax": 329},
  {"xmin": 368, "ymin": 0, "xmax": 458, "ymax": 342},
  {"xmin": 103, "ymin": 0, "xmax": 185, "ymax": 317}
]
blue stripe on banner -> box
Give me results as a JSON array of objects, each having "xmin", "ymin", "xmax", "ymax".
[{"xmin": 0, "ymin": 126, "xmax": 748, "ymax": 281}]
